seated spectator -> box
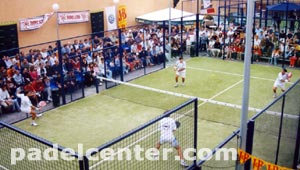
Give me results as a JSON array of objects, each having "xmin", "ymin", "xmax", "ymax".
[
  {"xmin": 253, "ymin": 46, "xmax": 262, "ymax": 62},
  {"xmin": 29, "ymin": 65, "xmax": 39, "ymax": 81},
  {"xmin": 65, "ymin": 58, "xmax": 74, "ymax": 73},
  {"xmin": 138, "ymin": 47, "xmax": 148, "ymax": 67},
  {"xmin": 151, "ymin": 45, "xmax": 159, "ymax": 63},
  {"xmin": 253, "ymin": 35, "xmax": 261, "ymax": 49},
  {"xmin": 6, "ymin": 66, "xmax": 15, "ymax": 79},
  {"xmin": 0, "ymin": 85, "xmax": 20, "ymax": 112},
  {"xmin": 21, "ymin": 58, "xmax": 30, "ymax": 71},
  {"xmin": 209, "ymin": 38, "xmax": 221, "ymax": 57},
  {"xmin": 289, "ymin": 56, "xmax": 297, "ymax": 68},
  {"xmin": 83, "ymin": 38, "xmax": 91, "ymax": 49},
  {"xmin": 98, "ymin": 58, "xmax": 112, "ymax": 79},
  {"xmin": 72, "ymin": 57, "xmax": 81, "ymax": 73},
  {"xmin": 42, "ymin": 76, "xmax": 52, "ymax": 102},
  {"xmin": 65, "ymin": 71, "xmax": 77, "ymax": 92},
  {"xmin": 52, "ymin": 73, "xmax": 66, "ymax": 91},
  {"xmin": 23, "ymin": 80, "xmax": 44, "ymax": 106},
  {"xmin": 236, "ymin": 44, "xmax": 245, "ymax": 60},
  {"xmin": 38, "ymin": 63, "xmax": 47, "ymax": 78},
  {"xmin": 13, "ymin": 69, "xmax": 24, "ymax": 87},
  {"xmin": 52, "ymin": 60, "xmax": 61, "ymax": 75},
  {"xmin": 22, "ymin": 68, "xmax": 32, "ymax": 85},
  {"xmin": 45, "ymin": 61, "xmax": 54, "ymax": 78},
  {"xmin": 3, "ymin": 56, "xmax": 13, "ymax": 69},
  {"xmin": 47, "ymin": 45, "xmax": 54, "ymax": 56},
  {"xmin": 270, "ymin": 47, "xmax": 281, "ymax": 65},
  {"xmin": 157, "ymin": 43, "xmax": 164, "ymax": 64},
  {"xmin": 84, "ymin": 63, "xmax": 98, "ymax": 86},
  {"xmin": 122, "ymin": 57, "xmax": 130, "ymax": 74},
  {"xmin": 171, "ymin": 39, "xmax": 180, "ymax": 58},
  {"xmin": 225, "ymin": 43, "xmax": 234, "ymax": 60}
]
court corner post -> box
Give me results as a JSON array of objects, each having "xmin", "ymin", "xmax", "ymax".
[
  {"xmin": 239, "ymin": 0, "xmax": 255, "ymax": 169},
  {"xmin": 245, "ymin": 120, "xmax": 255, "ymax": 170}
]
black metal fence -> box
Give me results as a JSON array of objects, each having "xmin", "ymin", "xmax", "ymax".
[
  {"xmin": 250, "ymin": 79, "xmax": 300, "ymax": 168},
  {"xmin": 192, "ymin": 79, "xmax": 300, "ymax": 170},
  {"xmin": 0, "ymin": 97, "xmax": 197, "ymax": 170},
  {"xmin": 86, "ymin": 98, "xmax": 198, "ymax": 170},
  {"xmin": 0, "ymin": 121, "xmax": 84, "ymax": 170}
]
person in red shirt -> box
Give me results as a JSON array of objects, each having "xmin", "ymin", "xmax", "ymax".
[
  {"xmin": 29, "ymin": 65, "xmax": 39, "ymax": 81},
  {"xmin": 253, "ymin": 46, "xmax": 262, "ymax": 62},
  {"xmin": 236, "ymin": 44, "xmax": 245, "ymax": 60},
  {"xmin": 23, "ymin": 79, "xmax": 44, "ymax": 106},
  {"xmin": 289, "ymin": 53, "xmax": 297, "ymax": 68}
]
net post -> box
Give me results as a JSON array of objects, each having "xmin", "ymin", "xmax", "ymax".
[
  {"xmin": 193, "ymin": 98, "xmax": 198, "ymax": 167},
  {"xmin": 95, "ymin": 78, "xmax": 99, "ymax": 93},
  {"xmin": 245, "ymin": 120, "xmax": 255, "ymax": 170}
]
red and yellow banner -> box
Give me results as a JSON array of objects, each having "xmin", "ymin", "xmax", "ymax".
[
  {"xmin": 238, "ymin": 149, "xmax": 294, "ymax": 170},
  {"xmin": 117, "ymin": 5, "xmax": 127, "ymax": 29}
]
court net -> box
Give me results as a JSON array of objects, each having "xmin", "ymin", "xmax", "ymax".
[
  {"xmin": 86, "ymin": 77, "xmax": 198, "ymax": 170},
  {"xmin": 100, "ymin": 77, "xmax": 192, "ymax": 110}
]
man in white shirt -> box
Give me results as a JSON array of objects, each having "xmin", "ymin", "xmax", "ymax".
[
  {"xmin": 155, "ymin": 116, "xmax": 188, "ymax": 167},
  {"xmin": 17, "ymin": 90, "xmax": 42, "ymax": 126},
  {"xmin": 174, "ymin": 57, "xmax": 186, "ymax": 87},
  {"xmin": 272, "ymin": 68, "xmax": 290, "ymax": 98}
]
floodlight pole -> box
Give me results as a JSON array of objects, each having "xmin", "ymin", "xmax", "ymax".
[
  {"xmin": 52, "ymin": 3, "xmax": 60, "ymax": 40},
  {"xmin": 238, "ymin": 0, "xmax": 255, "ymax": 169},
  {"xmin": 52, "ymin": 3, "xmax": 66, "ymax": 105}
]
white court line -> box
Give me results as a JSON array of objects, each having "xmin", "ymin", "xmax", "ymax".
[
  {"xmin": 0, "ymin": 165, "xmax": 9, "ymax": 170},
  {"xmin": 210, "ymin": 80, "xmax": 243, "ymax": 100},
  {"xmin": 187, "ymin": 66, "xmax": 294, "ymax": 84},
  {"xmin": 198, "ymin": 80, "xmax": 243, "ymax": 108}
]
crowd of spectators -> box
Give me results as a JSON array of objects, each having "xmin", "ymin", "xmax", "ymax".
[
  {"xmin": 183, "ymin": 20, "xmax": 300, "ymax": 66},
  {"xmin": 0, "ymin": 24, "xmax": 171, "ymax": 114},
  {"xmin": 179, "ymin": 21, "xmax": 300, "ymax": 66}
]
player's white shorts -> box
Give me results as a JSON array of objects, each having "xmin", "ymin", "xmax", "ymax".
[
  {"xmin": 273, "ymin": 81, "xmax": 285, "ymax": 90},
  {"xmin": 159, "ymin": 137, "xmax": 179, "ymax": 147},
  {"xmin": 176, "ymin": 71, "xmax": 186, "ymax": 78},
  {"xmin": 21, "ymin": 108, "xmax": 31, "ymax": 114}
]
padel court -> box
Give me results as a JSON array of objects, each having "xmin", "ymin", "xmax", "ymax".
[{"xmin": 2, "ymin": 57, "xmax": 300, "ymax": 170}]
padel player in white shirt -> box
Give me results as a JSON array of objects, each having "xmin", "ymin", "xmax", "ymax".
[
  {"xmin": 155, "ymin": 117, "xmax": 188, "ymax": 167},
  {"xmin": 174, "ymin": 57, "xmax": 186, "ymax": 87},
  {"xmin": 272, "ymin": 68, "xmax": 289, "ymax": 98},
  {"xmin": 17, "ymin": 91, "xmax": 42, "ymax": 126}
]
